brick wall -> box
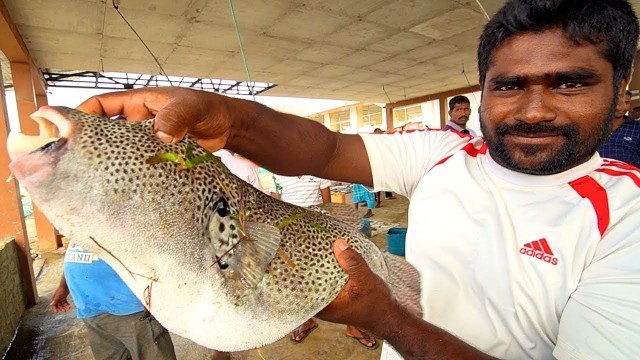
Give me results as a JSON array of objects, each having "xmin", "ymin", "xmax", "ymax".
[{"xmin": 0, "ymin": 239, "xmax": 26, "ymax": 355}]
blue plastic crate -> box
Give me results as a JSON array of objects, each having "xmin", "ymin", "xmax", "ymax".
[{"xmin": 387, "ymin": 227, "xmax": 407, "ymax": 256}]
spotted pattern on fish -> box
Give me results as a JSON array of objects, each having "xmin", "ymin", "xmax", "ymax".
[{"xmin": 12, "ymin": 107, "xmax": 419, "ymax": 351}]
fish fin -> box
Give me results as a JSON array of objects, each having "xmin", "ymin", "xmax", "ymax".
[
  {"xmin": 309, "ymin": 203, "xmax": 361, "ymax": 229},
  {"xmin": 383, "ymin": 252, "xmax": 423, "ymax": 318},
  {"xmin": 227, "ymin": 222, "xmax": 281, "ymax": 288}
]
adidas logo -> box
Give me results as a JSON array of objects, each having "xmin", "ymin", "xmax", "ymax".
[{"xmin": 519, "ymin": 238, "xmax": 558, "ymax": 266}]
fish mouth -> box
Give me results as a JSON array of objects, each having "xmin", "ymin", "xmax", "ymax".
[{"xmin": 7, "ymin": 106, "xmax": 73, "ymax": 161}]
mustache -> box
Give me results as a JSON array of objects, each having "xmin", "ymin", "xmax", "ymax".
[{"xmin": 495, "ymin": 121, "xmax": 577, "ymax": 137}]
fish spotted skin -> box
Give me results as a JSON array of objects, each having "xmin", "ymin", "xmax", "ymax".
[{"xmin": 8, "ymin": 106, "xmax": 409, "ymax": 351}]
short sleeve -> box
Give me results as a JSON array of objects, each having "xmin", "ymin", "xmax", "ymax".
[
  {"xmin": 553, "ymin": 208, "xmax": 640, "ymax": 359},
  {"xmin": 319, "ymin": 178, "xmax": 331, "ymax": 189},
  {"xmin": 360, "ymin": 131, "xmax": 471, "ymax": 198}
]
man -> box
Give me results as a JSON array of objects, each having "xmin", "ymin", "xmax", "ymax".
[
  {"xmin": 599, "ymin": 90, "xmax": 640, "ymax": 167},
  {"xmin": 51, "ymin": 240, "xmax": 176, "ymax": 360},
  {"xmin": 269, "ymin": 174, "xmax": 331, "ymax": 206},
  {"xmin": 443, "ymin": 95, "xmax": 476, "ymax": 137},
  {"xmin": 269, "ymin": 175, "xmax": 378, "ymax": 349},
  {"xmin": 215, "ymin": 149, "xmax": 267, "ymax": 193},
  {"xmin": 76, "ymin": 0, "xmax": 640, "ymax": 358},
  {"xmin": 631, "ymin": 105, "xmax": 640, "ymax": 120}
]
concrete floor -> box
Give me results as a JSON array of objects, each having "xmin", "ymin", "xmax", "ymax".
[{"xmin": 5, "ymin": 194, "xmax": 409, "ymax": 360}]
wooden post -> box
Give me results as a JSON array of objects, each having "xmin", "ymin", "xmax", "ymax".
[
  {"xmin": 0, "ymin": 62, "xmax": 37, "ymax": 306},
  {"xmin": 385, "ymin": 106, "xmax": 393, "ymax": 131},
  {"xmin": 10, "ymin": 61, "xmax": 60, "ymax": 252},
  {"xmin": 439, "ymin": 97, "xmax": 448, "ymax": 128}
]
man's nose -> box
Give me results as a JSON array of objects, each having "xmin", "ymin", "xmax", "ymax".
[{"xmin": 513, "ymin": 88, "xmax": 556, "ymax": 123}]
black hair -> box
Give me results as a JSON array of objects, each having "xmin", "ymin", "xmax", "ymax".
[
  {"xmin": 634, "ymin": 106, "xmax": 640, "ymax": 111},
  {"xmin": 626, "ymin": 90, "xmax": 633, "ymax": 96},
  {"xmin": 449, "ymin": 95, "xmax": 471, "ymax": 110},
  {"xmin": 478, "ymin": 0, "xmax": 639, "ymax": 86}
]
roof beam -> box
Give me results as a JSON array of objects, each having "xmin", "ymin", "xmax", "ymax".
[{"xmin": 386, "ymin": 85, "xmax": 482, "ymax": 109}]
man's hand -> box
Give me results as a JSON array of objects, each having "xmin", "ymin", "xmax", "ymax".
[
  {"xmin": 76, "ymin": 87, "xmax": 236, "ymax": 152},
  {"xmin": 50, "ymin": 282, "xmax": 71, "ymax": 313},
  {"xmin": 316, "ymin": 239, "xmax": 397, "ymax": 335}
]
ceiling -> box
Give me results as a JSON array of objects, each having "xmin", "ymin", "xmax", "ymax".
[{"xmin": 2, "ymin": 0, "xmax": 640, "ymax": 103}]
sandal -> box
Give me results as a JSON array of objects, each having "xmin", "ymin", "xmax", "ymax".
[
  {"xmin": 290, "ymin": 320, "xmax": 318, "ymax": 344},
  {"xmin": 346, "ymin": 333, "xmax": 379, "ymax": 350}
]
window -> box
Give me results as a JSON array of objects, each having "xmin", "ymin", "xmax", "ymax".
[
  {"xmin": 307, "ymin": 114, "xmax": 324, "ymax": 124},
  {"xmin": 329, "ymin": 109, "xmax": 351, "ymax": 132},
  {"xmin": 360, "ymin": 104, "xmax": 383, "ymax": 127},
  {"xmin": 393, "ymin": 105, "xmax": 422, "ymax": 128}
]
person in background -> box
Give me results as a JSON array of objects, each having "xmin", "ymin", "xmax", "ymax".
[
  {"xmin": 214, "ymin": 149, "xmax": 267, "ymax": 193},
  {"xmin": 630, "ymin": 105, "xmax": 640, "ymax": 120},
  {"xmin": 599, "ymin": 90, "xmax": 640, "ymax": 167},
  {"xmin": 444, "ymin": 95, "xmax": 476, "ymax": 137},
  {"xmin": 269, "ymin": 175, "xmax": 378, "ymax": 349},
  {"xmin": 352, "ymin": 183, "xmax": 375, "ymax": 218},
  {"xmin": 76, "ymin": 0, "xmax": 640, "ymax": 357},
  {"xmin": 50, "ymin": 240, "xmax": 176, "ymax": 360}
]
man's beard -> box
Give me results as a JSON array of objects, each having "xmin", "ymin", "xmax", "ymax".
[{"xmin": 480, "ymin": 100, "xmax": 615, "ymax": 175}]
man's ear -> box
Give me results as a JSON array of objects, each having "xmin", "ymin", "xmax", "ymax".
[{"xmin": 615, "ymin": 79, "xmax": 630, "ymax": 113}]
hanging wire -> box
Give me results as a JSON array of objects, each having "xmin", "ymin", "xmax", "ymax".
[
  {"xmin": 461, "ymin": 63, "xmax": 480, "ymax": 107},
  {"xmin": 111, "ymin": 0, "xmax": 174, "ymax": 86},
  {"xmin": 382, "ymin": 85, "xmax": 392, "ymax": 103},
  {"xmin": 228, "ymin": 0, "xmax": 255, "ymax": 101},
  {"xmin": 474, "ymin": 0, "xmax": 491, "ymax": 20}
]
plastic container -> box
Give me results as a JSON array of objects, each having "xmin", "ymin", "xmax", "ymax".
[
  {"xmin": 331, "ymin": 192, "xmax": 346, "ymax": 204},
  {"xmin": 386, "ymin": 227, "xmax": 407, "ymax": 256}
]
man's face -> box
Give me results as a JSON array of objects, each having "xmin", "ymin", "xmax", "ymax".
[
  {"xmin": 614, "ymin": 93, "xmax": 632, "ymax": 118},
  {"xmin": 449, "ymin": 102, "xmax": 472, "ymax": 127},
  {"xmin": 480, "ymin": 28, "xmax": 622, "ymax": 175}
]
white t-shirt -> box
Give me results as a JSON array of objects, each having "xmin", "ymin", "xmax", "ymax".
[
  {"xmin": 269, "ymin": 175, "xmax": 331, "ymax": 208},
  {"xmin": 214, "ymin": 150, "xmax": 266, "ymax": 193},
  {"xmin": 361, "ymin": 130, "xmax": 640, "ymax": 360}
]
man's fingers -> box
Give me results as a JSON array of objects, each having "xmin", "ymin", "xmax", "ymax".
[{"xmin": 333, "ymin": 239, "xmax": 370, "ymax": 277}]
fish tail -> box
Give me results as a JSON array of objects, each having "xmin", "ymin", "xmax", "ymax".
[{"xmin": 383, "ymin": 252, "xmax": 423, "ymax": 317}]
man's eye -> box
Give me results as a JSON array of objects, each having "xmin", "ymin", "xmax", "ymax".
[
  {"xmin": 497, "ymin": 85, "xmax": 519, "ymax": 91},
  {"xmin": 558, "ymin": 82, "xmax": 583, "ymax": 89}
]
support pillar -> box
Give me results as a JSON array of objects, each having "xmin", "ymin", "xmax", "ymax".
[
  {"xmin": 10, "ymin": 61, "xmax": 60, "ymax": 252},
  {"xmin": 0, "ymin": 62, "xmax": 37, "ymax": 306},
  {"xmin": 385, "ymin": 106, "xmax": 393, "ymax": 131},
  {"xmin": 439, "ymin": 97, "xmax": 447, "ymax": 128}
]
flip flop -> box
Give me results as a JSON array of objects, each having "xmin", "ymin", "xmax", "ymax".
[
  {"xmin": 290, "ymin": 322, "xmax": 318, "ymax": 344},
  {"xmin": 346, "ymin": 333, "xmax": 379, "ymax": 350}
]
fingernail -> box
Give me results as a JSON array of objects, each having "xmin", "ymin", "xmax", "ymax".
[
  {"xmin": 337, "ymin": 239, "xmax": 349, "ymax": 251},
  {"xmin": 156, "ymin": 131, "xmax": 175, "ymax": 143}
]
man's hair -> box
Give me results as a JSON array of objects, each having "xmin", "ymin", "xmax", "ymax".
[
  {"xmin": 449, "ymin": 95, "xmax": 470, "ymax": 111},
  {"xmin": 633, "ymin": 106, "xmax": 640, "ymax": 111},
  {"xmin": 478, "ymin": 0, "xmax": 639, "ymax": 86},
  {"xmin": 626, "ymin": 90, "xmax": 633, "ymax": 97}
]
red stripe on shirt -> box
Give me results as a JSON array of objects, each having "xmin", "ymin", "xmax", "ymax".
[
  {"xmin": 569, "ymin": 176, "xmax": 610, "ymax": 236},
  {"xmin": 595, "ymin": 168, "xmax": 640, "ymax": 188},
  {"xmin": 602, "ymin": 159, "xmax": 640, "ymax": 172},
  {"xmin": 461, "ymin": 142, "xmax": 488, "ymax": 157},
  {"xmin": 539, "ymin": 238, "xmax": 554, "ymax": 255}
]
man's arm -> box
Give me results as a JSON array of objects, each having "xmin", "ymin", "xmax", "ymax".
[
  {"xmin": 77, "ymin": 88, "xmax": 373, "ymax": 186},
  {"xmin": 317, "ymin": 240, "xmax": 496, "ymax": 360},
  {"xmin": 50, "ymin": 274, "xmax": 72, "ymax": 313}
]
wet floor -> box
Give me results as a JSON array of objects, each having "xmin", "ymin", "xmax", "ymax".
[{"xmin": 4, "ymin": 194, "xmax": 409, "ymax": 360}]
